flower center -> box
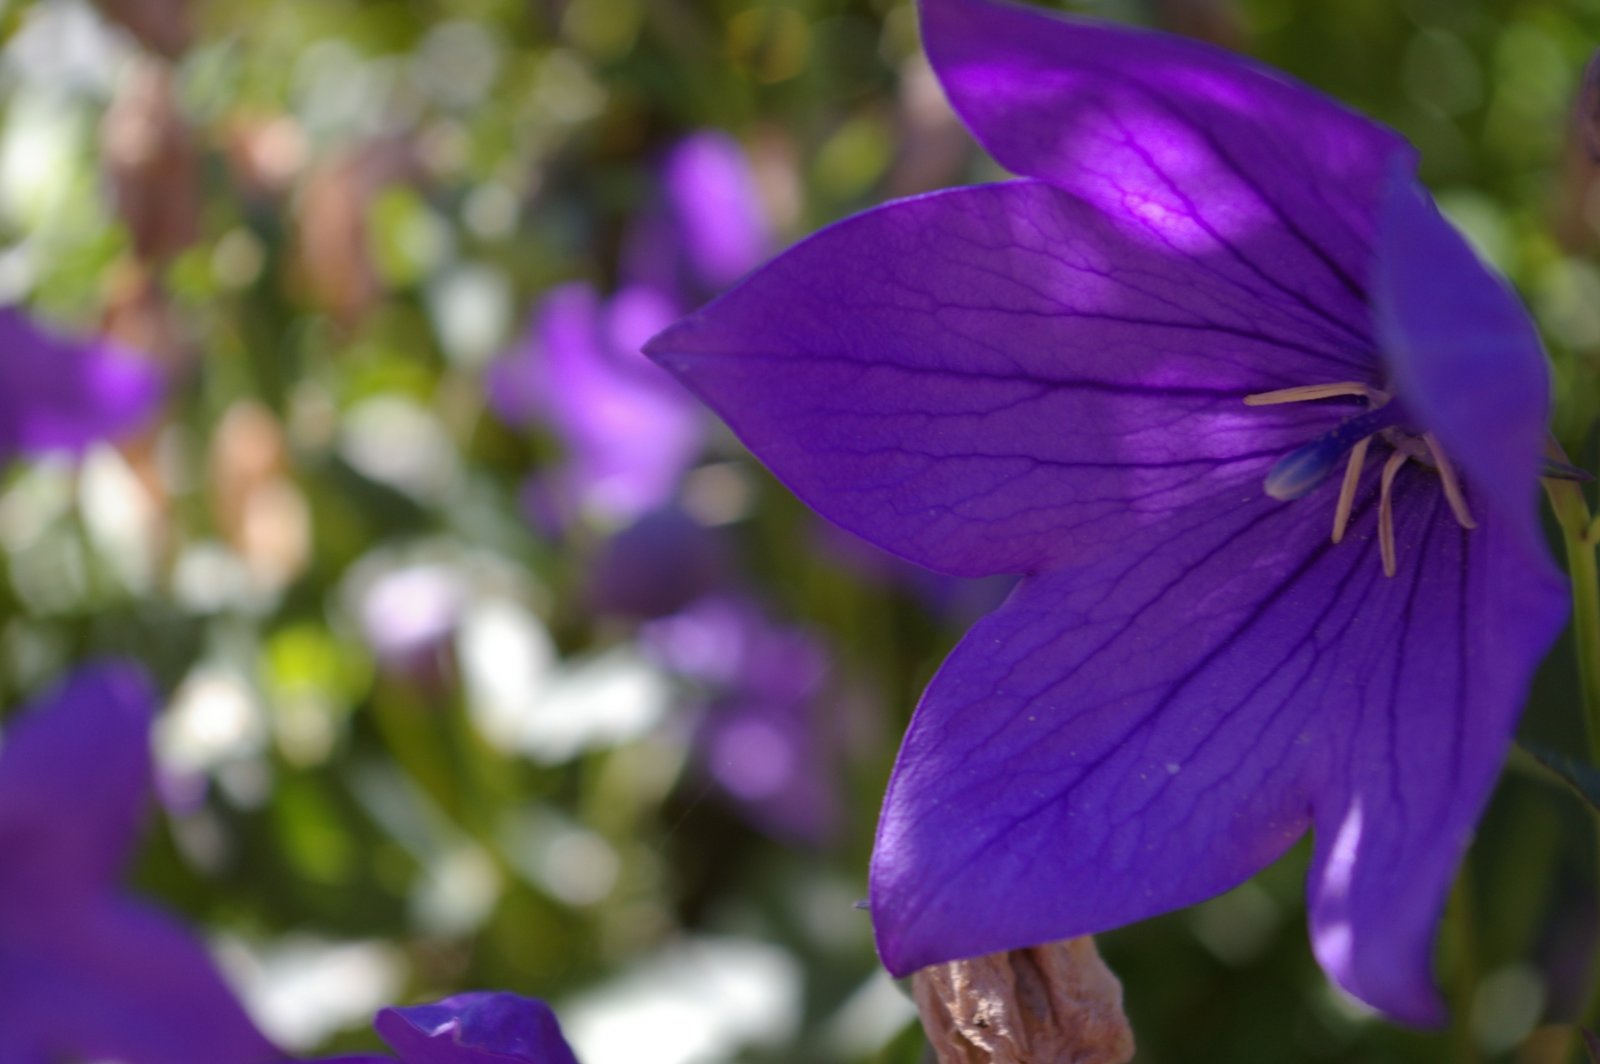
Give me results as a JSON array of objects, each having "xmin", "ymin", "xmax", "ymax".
[{"xmin": 1244, "ymin": 382, "xmax": 1476, "ymax": 577}]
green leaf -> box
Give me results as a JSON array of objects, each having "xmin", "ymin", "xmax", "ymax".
[{"xmin": 1516, "ymin": 739, "xmax": 1600, "ymax": 812}]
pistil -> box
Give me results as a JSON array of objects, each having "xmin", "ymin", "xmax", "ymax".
[
  {"xmin": 1262, "ymin": 406, "xmax": 1402, "ymax": 502},
  {"xmin": 1244, "ymin": 381, "xmax": 1477, "ymax": 578}
]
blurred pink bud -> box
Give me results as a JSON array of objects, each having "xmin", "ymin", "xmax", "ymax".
[
  {"xmin": 102, "ymin": 60, "xmax": 201, "ymax": 263},
  {"xmin": 93, "ymin": 0, "xmax": 191, "ymax": 59},
  {"xmin": 294, "ymin": 141, "xmax": 417, "ymax": 329}
]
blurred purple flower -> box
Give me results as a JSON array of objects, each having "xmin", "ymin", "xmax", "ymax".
[
  {"xmin": 352, "ymin": 561, "xmax": 467, "ymax": 684},
  {"xmin": 489, "ymin": 283, "xmax": 700, "ymax": 528},
  {"xmin": 646, "ymin": 0, "xmax": 1569, "ymax": 1024},
  {"xmin": 487, "ymin": 132, "xmax": 770, "ymax": 530},
  {"xmin": 811, "ymin": 517, "xmax": 1017, "ymax": 626},
  {"xmin": 318, "ymin": 992, "xmax": 579, "ymax": 1064},
  {"xmin": 587, "ymin": 505, "xmax": 730, "ymax": 620},
  {"xmin": 624, "ymin": 131, "xmax": 774, "ymax": 298},
  {"xmin": 0, "ymin": 307, "xmax": 163, "ymax": 460},
  {"xmin": 645, "ymin": 596, "xmax": 841, "ymax": 846},
  {"xmin": 0, "ymin": 661, "xmax": 280, "ymax": 1064}
]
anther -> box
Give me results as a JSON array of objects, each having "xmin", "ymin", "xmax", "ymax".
[{"xmin": 1378, "ymin": 451, "xmax": 1408, "ymax": 578}]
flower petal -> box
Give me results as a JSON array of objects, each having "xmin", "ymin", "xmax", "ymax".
[
  {"xmin": 1305, "ymin": 505, "xmax": 1565, "ymax": 1023},
  {"xmin": 870, "ymin": 463, "xmax": 1565, "ymax": 1023},
  {"xmin": 375, "ymin": 992, "xmax": 580, "ymax": 1064},
  {"xmin": 0, "ymin": 660, "xmax": 157, "ymax": 897},
  {"xmin": 647, "ymin": 179, "xmax": 1363, "ymax": 577},
  {"xmin": 920, "ymin": 0, "xmax": 1412, "ymax": 347},
  {"xmin": 0, "ymin": 308, "xmax": 164, "ymax": 459},
  {"xmin": 0, "ymin": 898, "xmax": 279, "ymax": 1064},
  {"xmin": 1372, "ymin": 172, "xmax": 1551, "ymax": 555}
]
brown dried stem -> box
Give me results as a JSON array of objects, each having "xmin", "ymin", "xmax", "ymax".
[{"xmin": 912, "ymin": 937, "xmax": 1135, "ymax": 1064}]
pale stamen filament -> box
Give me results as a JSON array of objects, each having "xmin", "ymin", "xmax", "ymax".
[
  {"xmin": 1422, "ymin": 433, "xmax": 1477, "ymax": 531},
  {"xmin": 1378, "ymin": 451, "xmax": 1409, "ymax": 578},
  {"xmin": 1243, "ymin": 382, "xmax": 1386, "ymax": 407},
  {"xmin": 1331, "ymin": 436, "xmax": 1371, "ymax": 545}
]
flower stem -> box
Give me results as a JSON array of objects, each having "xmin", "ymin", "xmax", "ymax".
[
  {"xmin": 1546, "ymin": 460, "xmax": 1600, "ymax": 1061},
  {"xmin": 1445, "ymin": 873, "xmax": 1480, "ymax": 1064},
  {"xmin": 1546, "ymin": 474, "xmax": 1600, "ymax": 761}
]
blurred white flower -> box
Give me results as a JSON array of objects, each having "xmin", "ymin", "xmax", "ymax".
[
  {"xmin": 80, "ymin": 444, "xmax": 160, "ymax": 595},
  {"xmin": 562, "ymin": 937, "xmax": 801, "ymax": 1064},
  {"xmin": 157, "ymin": 662, "xmax": 270, "ymax": 802},
  {"xmin": 339, "ymin": 395, "xmax": 461, "ymax": 502},
  {"xmin": 217, "ymin": 935, "xmax": 406, "ymax": 1052}
]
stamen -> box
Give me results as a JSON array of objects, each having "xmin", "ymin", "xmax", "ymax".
[
  {"xmin": 1331, "ymin": 436, "xmax": 1370, "ymax": 544},
  {"xmin": 1422, "ymin": 433, "xmax": 1476, "ymax": 531},
  {"xmin": 1378, "ymin": 451, "xmax": 1408, "ymax": 578},
  {"xmin": 1243, "ymin": 382, "xmax": 1383, "ymax": 406},
  {"xmin": 1248, "ymin": 379, "xmax": 1478, "ymax": 577}
]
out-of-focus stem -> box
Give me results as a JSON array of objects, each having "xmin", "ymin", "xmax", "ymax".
[
  {"xmin": 1446, "ymin": 876, "xmax": 1480, "ymax": 1064},
  {"xmin": 1546, "ymin": 452, "xmax": 1600, "ymax": 1063},
  {"xmin": 1546, "ymin": 474, "xmax": 1600, "ymax": 763}
]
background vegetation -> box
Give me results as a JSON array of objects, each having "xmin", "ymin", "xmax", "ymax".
[{"xmin": 2, "ymin": 0, "xmax": 1599, "ymax": 1060}]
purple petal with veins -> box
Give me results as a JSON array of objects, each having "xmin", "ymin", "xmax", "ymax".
[
  {"xmin": 645, "ymin": 0, "xmax": 1568, "ymax": 1024},
  {"xmin": 648, "ymin": 179, "xmax": 1346, "ymax": 577},
  {"xmin": 922, "ymin": 0, "xmax": 1411, "ymax": 332},
  {"xmin": 1372, "ymin": 171, "xmax": 1551, "ymax": 556}
]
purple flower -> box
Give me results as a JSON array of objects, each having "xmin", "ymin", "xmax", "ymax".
[
  {"xmin": 0, "ymin": 307, "xmax": 164, "ymax": 460},
  {"xmin": 487, "ymin": 131, "xmax": 770, "ymax": 531},
  {"xmin": 586, "ymin": 506, "xmax": 730, "ymax": 620},
  {"xmin": 624, "ymin": 132, "xmax": 774, "ymax": 298},
  {"xmin": 644, "ymin": 0, "xmax": 1569, "ymax": 1025},
  {"xmin": 0, "ymin": 661, "xmax": 280, "ymax": 1064},
  {"xmin": 489, "ymin": 283, "xmax": 699, "ymax": 528},
  {"xmin": 644, "ymin": 596, "xmax": 841, "ymax": 846},
  {"xmin": 318, "ymin": 992, "xmax": 580, "ymax": 1064}
]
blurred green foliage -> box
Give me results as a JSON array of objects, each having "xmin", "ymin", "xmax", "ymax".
[{"xmin": 0, "ymin": 0, "xmax": 1598, "ymax": 1061}]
